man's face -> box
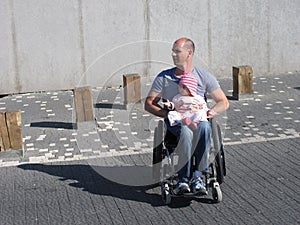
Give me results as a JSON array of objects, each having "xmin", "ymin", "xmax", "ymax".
[{"xmin": 172, "ymin": 42, "xmax": 189, "ymax": 67}]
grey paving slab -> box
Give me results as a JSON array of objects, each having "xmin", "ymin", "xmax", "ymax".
[
  {"xmin": 0, "ymin": 73, "xmax": 299, "ymax": 224},
  {"xmin": 0, "ymin": 74, "xmax": 299, "ymax": 165},
  {"xmin": 0, "ymin": 141, "xmax": 298, "ymax": 225}
]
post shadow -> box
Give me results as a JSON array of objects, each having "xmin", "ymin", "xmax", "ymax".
[
  {"xmin": 30, "ymin": 121, "xmax": 77, "ymax": 129},
  {"xmin": 94, "ymin": 103, "xmax": 126, "ymax": 110}
]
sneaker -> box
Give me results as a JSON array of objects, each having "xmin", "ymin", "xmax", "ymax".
[
  {"xmin": 191, "ymin": 178, "xmax": 207, "ymax": 194},
  {"xmin": 175, "ymin": 180, "xmax": 190, "ymax": 194}
]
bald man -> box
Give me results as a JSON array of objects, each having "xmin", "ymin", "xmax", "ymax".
[{"xmin": 145, "ymin": 38, "xmax": 229, "ymax": 194}]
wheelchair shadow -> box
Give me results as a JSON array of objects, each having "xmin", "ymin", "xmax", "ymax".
[
  {"xmin": 17, "ymin": 163, "xmax": 165, "ymax": 207},
  {"xmin": 17, "ymin": 163, "xmax": 218, "ymax": 208}
]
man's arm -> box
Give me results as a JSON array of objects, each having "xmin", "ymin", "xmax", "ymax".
[
  {"xmin": 144, "ymin": 91, "xmax": 169, "ymax": 118},
  {"xmin": 207, "ymin": 88, "xmax": 229, "ymax": 118}
]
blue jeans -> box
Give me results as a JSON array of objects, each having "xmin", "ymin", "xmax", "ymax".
[{"xmin": 165, "ymin": 119, "xmax": 211, "ymax": 181}]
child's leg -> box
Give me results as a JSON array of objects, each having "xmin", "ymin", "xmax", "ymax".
[{"xmin": 182, "ymin": 116, "xmax": 198, "ymax": 131}]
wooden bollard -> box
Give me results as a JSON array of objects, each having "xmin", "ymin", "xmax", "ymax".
[
  {"xmin": 0, "ymin": 111, "xmax": 23, "ymax": 151},
  {"xmin": 74, "ymin": 86, "xmax": 94, "ymax": 123},
  {"xmin": 232, "ymin": 66, "xmax": 253, "ymax": 100},
  {"xmin": 123, "ymin": 74, "xmax": 142, "ymax": 106}
]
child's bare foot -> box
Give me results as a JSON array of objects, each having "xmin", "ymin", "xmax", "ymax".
[
  {"xmin": 182, "ymin": 117, "xmax": 191, "ymax": 125},
  {"xmin": 189, "ymin": 122, "xmax": 198, "ymax": 131}
]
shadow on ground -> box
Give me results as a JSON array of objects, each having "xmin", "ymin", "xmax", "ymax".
[
  {"xmin": 30, "ymin": 121, "xmax": 76, "ymax": 129},
  {"xmin": 17, "ymin": 163, "xmax": 214, "ymax": 208}
]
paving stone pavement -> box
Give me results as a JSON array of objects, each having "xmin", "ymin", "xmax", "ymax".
[{"xmin": 0, "ymin": 73, "xmax": 299, "ymax": 224}]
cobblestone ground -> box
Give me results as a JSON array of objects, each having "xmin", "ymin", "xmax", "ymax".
[{"xmin": 0, "ymin": 73, "xmax": 299, "ymax": 224}]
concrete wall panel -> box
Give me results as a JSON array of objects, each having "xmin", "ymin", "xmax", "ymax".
[
  {"xmin": 81, "ymin": 0, "xmax": 147, "ymax": 87},
  {"xmin": 210, "ymin": 0, "xmax": 270, "ymax": 76},
  {"xmin": 9, "ymin": 0, "xmax": 83, "ymax": 93},
  {"xmin": 0, "ymin": 1, "xmax": 17, "ymax": 93},
  {"xmin": 0, "ymin": 0, "xmax": 299, "ymax": 94},
  {"xmin": 269, "ymin": 1, "xmax": 300, "ymax": 73},
  {"xmin": 149, "ymin": 0, "xmax": 210, "ymax": 71}
]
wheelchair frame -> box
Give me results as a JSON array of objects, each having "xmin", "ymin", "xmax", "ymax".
[{"xmin": 152, "ymin": 118, "xmax": 226, "ymax": 205}]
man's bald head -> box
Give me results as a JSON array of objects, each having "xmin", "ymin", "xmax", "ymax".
[{"xmin": 175, "ymin": 38, "xmax": 195, "ymax": 55}]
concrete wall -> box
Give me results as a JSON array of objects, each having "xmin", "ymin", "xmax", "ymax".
[{"xmin": 1, "ymin": 0, "xmax": 300, "ymax": 94}]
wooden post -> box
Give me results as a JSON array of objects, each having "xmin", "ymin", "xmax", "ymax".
[
  {"xmin": 0, "ymin": 112, "xmax": 10, "ymax": 151},
  {"xmin": 123, "ymin": 74, "xmax": 141, "ymax": 106},
  {"xmin": 232, "ymin": 66, "xmax": 253, "ymax": 99},
  {"xmin": 74, "ymin": 86, "xmax": 94, "ymax": 123},
  {"xmin": 6, "ymin": 112, "xmax": 23, "ymax": 150},
  {"xmin": 0, "ymin": 111, "xmax": 23, "ymax": 151}
]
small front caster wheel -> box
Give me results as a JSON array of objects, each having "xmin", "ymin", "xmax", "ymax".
[
  {"xmin": 161, "ymin": 183, "xmax": 172, "ymax": 205},
  {"xmin": 212, "ymin": 182, "xmax": 222, "ymax": 203}
]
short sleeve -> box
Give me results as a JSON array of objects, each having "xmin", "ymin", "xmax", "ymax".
[
  {"xmin": 150, "ymin": 72, "xmax": 164, "ymax": 95},
  {"xmin": 205, "ymin": 72, "xmax": 220, "ymax": 94},
  {"xmin": 193, "ymin": 67, "xmax": 220, "ymax": 95},
  {"xmin": 148, "ymin": 68, "xmax": 180, "ymax": 101}
]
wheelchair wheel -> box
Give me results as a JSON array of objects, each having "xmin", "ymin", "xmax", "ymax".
[
  {"xmin": 152, "ymin": 120, "xmax": 164, "ymax": 181},
  {"xmin": 219, "ymin": 144, "xmax": 226, "ymax": 177},
  {"xmin": 161, "ymin": 182, "xmax": 172, "ymax": 205},
  {"xmin": 212, "ymin": 182, "xmax": 222, "ymax": 203},
  {"xmin": 211, "ymin": 118, "xmax": 225, "ymax": 184}
]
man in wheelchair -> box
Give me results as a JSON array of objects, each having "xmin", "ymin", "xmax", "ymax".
[{"xmin": 145, "ymin": 37, "xmax": 229, "ymax": 195}]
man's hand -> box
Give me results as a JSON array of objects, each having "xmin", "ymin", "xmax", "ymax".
[
  {"xmin": 144, "ymin": 91, "xmax": 169, "ymax": 118},
  {"xmin": 162, "ymin": 100, "xmax": 175, "ymax": 110},
  {"xmin": 207, "ymin": 109, "xmax": 218, "ymax": 118},
  {"xmin": 208, "ymin": 88, "xmax": 230, "ymax": 117}
]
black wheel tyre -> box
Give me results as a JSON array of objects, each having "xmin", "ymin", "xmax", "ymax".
[
  {"xmin": 152, "ymin": 121, "xmax": 164, "ymax": 181},
  {"xmin": 211, "ymin": 118, "xmax": 225, "ymax": 184},
  {"xmin": 215, "ymin": 150, "xmax": 225, "ymax": 184},
  {"xmin": 211, "ymin": 118, "xmax": 221, "ymax": 153},
  {"xmin": 221, "ymin": 144, "xmax": 226, "ymax": 177}
]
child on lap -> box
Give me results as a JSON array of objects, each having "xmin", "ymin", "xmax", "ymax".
[{"xmin": 164, "ymin": 72, "xmax": 208, "ymax": 131}]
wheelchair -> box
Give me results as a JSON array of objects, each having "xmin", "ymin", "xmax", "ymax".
[{"xmin": 152, "ymin": 117, "xmax": 226, "ymax": 205}]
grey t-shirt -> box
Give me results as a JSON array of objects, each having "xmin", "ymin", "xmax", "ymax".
[{"xmin": 150, "ymin": 66, "xmax": 220, "ymax": 102}]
